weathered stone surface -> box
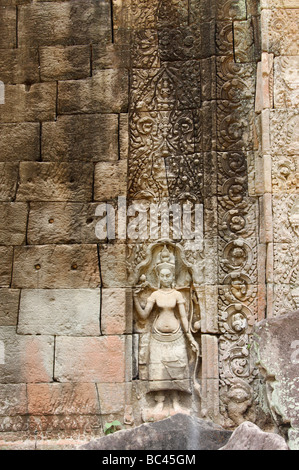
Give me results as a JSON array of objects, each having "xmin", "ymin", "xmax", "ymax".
[
  {"xmin": 261, "ymin": 8, "xmax": 299, "ymax": 56},
  {"xmin": 79, "ymin": 413, "xmax": 232, "ymax": 450},
  {"xmin": 94, "ymin": 160, "xmax": 127, "ymax": 201},
  {"xmin": 0, "ymin": 327, "xmax": 54, "ymax": 383},
  {"xmin": 254, "ymin": 311, "xmax": 299, "ymax": 450},
  {"xmin": 39, "ymin": 46, "xmax": 90, "ymax": 81},
  {"xmin": 0, "ymin": 203, "xmax": 28, "ymax": 245},
  {"xmin": 220, "ymin": 421, "xmax": 289, "ymax": 450},
  {"xmin": 18, "ymin": 289, "xmax": 101, "ymax": 336},
  {"xmin": 27, "ymin": 383, "xmax": 100, "ymax": 415},
  {"xmin": 54, "ymin": 335, "xmax": 126, "ymax": 383},
  {"xmin": 58, "ymin": 70, "xmax": 129, "ymax": 114},
  {"xmin": 0, "ymin": 247, "xmax": 13, "ymax": 287},
  {"xmin": 42, "ymin": 114, "xmax": 119, "ymax": 162},
  {"xmin": 92, "ymin": 42, "xmax": 130, "ymax": 70},
  {"xmin": 274, "ymin": 57, "xmax": 299, "ymax": 108},
  {"xmin": 16, "ymin": 162, "xmax": 93, "ymax": 202},
  {"xmin": 101, "ymin": 288, "xmax": 132, "ymax": 335},
  {"xmin": 0, "ymin": 83, "xmax": 56, "ymax": 123},
  {"xmin": 18, "ymin": 1, "xmax": 112, "ymax": 47},
  {"xmin": 0, "ymin": 6, "xmax": 16, "ymax": 48},
  {"xmin": 0, "ymin": 384, "xmax": 27, "ymax": 416},
  {"xmin": 98, "ymin": 243, "xmax": 127, "ymax": 288},
  {"xmin": 96, "ymin": 382, "xmax": 127, "ymax": 415},
  {"xmin": 0, "ymin": 289, "xmax": 20, "ymax": 326},
  {"xmin": 12, "ymin": 245, "xmax": 101, "ymax": 289},
  {"xmin": 0, "ymin": 163, "xmax": 19, "ymax": 201},
  {"xmin": 0, "ymin": 123, "xmax": 40, "ymax": 162},
  {"xmin": 27, "ymin": 202, "xmax": 100, "ymax": 245},
  {"xmin": 119, "ymin": 113, "xmax": 129, "ymax": 160},
  {"xmin": 0, "ymin": 48, "xmax": 39, "ymax": 84}
]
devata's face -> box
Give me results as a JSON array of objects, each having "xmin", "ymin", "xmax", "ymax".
[{"xmin": 159, "ymin": 268, "xmax": 173, "ymax": 287}]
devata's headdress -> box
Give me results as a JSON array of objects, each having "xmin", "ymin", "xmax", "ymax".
[{"xmin": 155, "ymin": 245, "xmax": 175, "ymax": 276}]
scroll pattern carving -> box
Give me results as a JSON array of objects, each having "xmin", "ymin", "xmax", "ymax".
[{"xmin": 126, "ymin": 0, "xmax": 260, "ymax": 427}]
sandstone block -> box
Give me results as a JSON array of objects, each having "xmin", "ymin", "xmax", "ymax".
[
  {"xmin": 54, "ymin": 335, "xmax": 126, "ymax": 383},
  {"xmin": 92, "ymin": 42, "xmax": 130, "ymax": 70},
  {"xmin": 0, "ymin": 247, "xmax": 13, "ymax": 287},
  {"xmin": 0, "ymin": 327, "xmax": 54, "ymax": 383},
  {"xmin": 0, "ymin": 289, "xmax": 20, "ymax": 326},
  {"xmin": 0, "ymin": 83, "xmax": 56, "ymax": 123},
  {"xmin": 58, "ymin": 70, "xmax": 129, "ymax": 114},
  {"xmin": 0, "ymin": 203, "xmax": 28, "ymax": 245},
  {"xmin": 12, "ymin": 244, "xmax": 101, "ymax": 289},
  {"xmin": 40, "ymin": 46, "xmax": 90, "ymax": 81},
  {"xmin": 0, "ymin": 6, "xmax": 16, "ymax": 48},
  {"xmin": 27, "ymin": 383, "xmax": 100, "ymax": 415},
  {"xmin": 0, "ymin": 384, "xmax": 27, "ymax": 416},
  {"xmin": 18, "ymin": 289, "xmax": 101, "ymax": 336},
  {"xmin": 0, "ymin": 48, "xmax": 39, "ymax": 84},
  {"xmin": 119, "ymin": 113, "xmax": 129, "ymax": 160},
  {"xmin": 27, "ymin": 202, "xmax": 101, "ymax": 245},
  {"xmin": 18, "ymin": 0, "xmax": 112, "ymax": 47},
  {"xmin": 16, "ymin": 162, "xmax": 93, "ymax": 202},
  {"xmin": 0, "ymin": 123, "xmax": 40, "ymax": 162},
  {"xmin": 94, "ymin": 160, "xmax": 127, "ymax": 201},
  {"xmin": 42, "ymin": 114, "xmax": 119, "ymax": 162},
  {"xmin": 101, "ymin": 288, "xmax": 132, "ymax": 335},
  {"xmin": 0, "ymin": 163, "xmax": 18, "ymax": 201},
  {"xmin": 99, "ymin": 243, "xmax": 127, "ymax": 288},
  {"xmin": 96, "ymin": 382, "xmax": 126, "ymax": 414}
]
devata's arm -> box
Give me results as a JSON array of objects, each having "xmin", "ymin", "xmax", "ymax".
[{"xmin": 133, "ymin": 293, "xmax": 155, "ymax": 321}]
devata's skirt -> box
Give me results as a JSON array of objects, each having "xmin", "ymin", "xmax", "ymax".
[{"xmin": 147, "ymin": 326, "xmax": 191, "ymax": 394}]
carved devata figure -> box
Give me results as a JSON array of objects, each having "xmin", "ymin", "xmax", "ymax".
[{"xmin": 133, "ymin": 242, "xmax": 201, "ymax": 422}]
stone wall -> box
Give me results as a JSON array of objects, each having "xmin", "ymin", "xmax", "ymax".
[
  {"xmin": 0, "ymin": 0, "xmax": 130, "ymax": 440},
  {"xmin": 0, "ymin": 0, "xmax": 297, "ymax": 443}
]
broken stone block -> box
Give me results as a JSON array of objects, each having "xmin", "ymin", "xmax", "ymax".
[
  {"xmin": 253, "ymin": 310, "xmax": 299, "ymax": 450},
  {"xmin": 220, "ymin": 421, "xmax": 289, "ymax": 450},
  {"xmin": 17, "ymin": 289, "xmax": 101, "ymax": 336},
  {"xmin": 79, "ymin": 413, "xmax": 232, "ymax": 450}
]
